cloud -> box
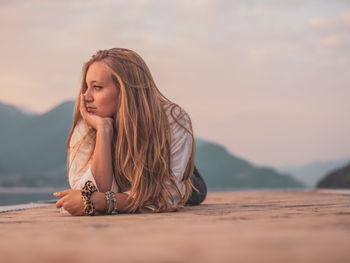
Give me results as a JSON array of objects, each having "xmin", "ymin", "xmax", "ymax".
[
  {"xmin": 339, "ymin": 9, "xmax": 350, "ymax": 21},
  {"xmin": 321, "ymin": 35, "xmax": 342, "ymax": 47},
  {"xmin": 310, "ymin": 9, "xmax": 350, "ymax": 27},
  {"xmin": 308, "ymin": 9, "xmax": 350, "ymax": 52}
]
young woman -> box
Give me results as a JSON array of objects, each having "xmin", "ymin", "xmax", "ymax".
[{"xmin": 54, "ymin": 48, "xmax": 207, "ymax": 216}]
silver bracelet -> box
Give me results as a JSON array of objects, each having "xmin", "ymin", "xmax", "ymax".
[
  {"xmin": 105, "ymin": 191, "xmax": 114, "ymax": 214},
  {"xmin": 105, "ymin": 191, "xmax": 118, "ymax": 214},
  {"xmin": 110, "ymin": 192, "xmax": 118, "ymax": 214}
]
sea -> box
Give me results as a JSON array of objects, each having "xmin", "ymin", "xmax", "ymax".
[{"xmin": 0, "ymin": 187, "xmax": 64, "ymax": 213}]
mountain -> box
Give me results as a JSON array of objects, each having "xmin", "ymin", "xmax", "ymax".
[
  {"xmin": 0, "ymin": 101, "xmax": 304, "ymax": 189},
  {"xmin": 0, "ymin": 101, "xmax": 75, "ymax": 187},
  {"xmin": 195, "ymin": 138, "xmax": 304, "ymax": 190},
  {"xmin": 276, "ymin": 158, "xmax": 350, "ymax": 188},
  {"xmin": 317, "ymin": 163, "xmax": 350, "ymax": 189}
]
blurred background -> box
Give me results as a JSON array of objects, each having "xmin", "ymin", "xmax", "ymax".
[{"xmin": 0, "ymin": 0, "xmax": 349, "ymax": 206}]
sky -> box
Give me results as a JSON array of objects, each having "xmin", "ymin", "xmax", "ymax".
[{"xmin": 0, "ymin": 0, "xmax": 349, "ymax": 167}]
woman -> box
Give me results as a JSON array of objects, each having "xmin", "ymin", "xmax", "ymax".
[{"xmin": 54, "ymin": 48, "xmax": 207, "ymax": 216}]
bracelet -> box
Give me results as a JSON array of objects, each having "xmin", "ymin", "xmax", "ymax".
[
  {"xmin": 81, "ymin": 180, "xmax": 97, "ymax": 216},
  {"xmin": 105, "ymin": 191, "xmax": 113, "ymax": 214},
  {"xmin": 105, "ymin": 191, "xmax": 118, "ymax": 214}
]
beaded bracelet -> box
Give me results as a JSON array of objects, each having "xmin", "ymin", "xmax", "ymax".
[
  {"xmin": 105, "ymin": 191, "xmax": 118, "ymax": 214},
  {"xmin": 81, "ymin": 180, "xmax": 97, "ymax": 216}
]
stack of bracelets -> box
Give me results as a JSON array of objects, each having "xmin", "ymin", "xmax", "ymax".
[
  {"xmin": 105, "ymin": 191, "xmax": 118, "ymax": 214},
  {"xmin": 81, "ymin": 180, "xmax": 118, "ymax": 216}
]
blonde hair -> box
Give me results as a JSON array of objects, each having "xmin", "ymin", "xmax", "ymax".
[{"xmin": 67, "ymin": 48, "xmax": 196, "ymax": 213}]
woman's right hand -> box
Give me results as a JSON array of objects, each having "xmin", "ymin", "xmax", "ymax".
[{"xmin": 80, "ymin": 95, "xmax": 114, "ymax": 138}]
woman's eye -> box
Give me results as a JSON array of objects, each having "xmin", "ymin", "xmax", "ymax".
[{"xmin": 93, "ymin": 86, "xmax": 103, "ymax": 90}]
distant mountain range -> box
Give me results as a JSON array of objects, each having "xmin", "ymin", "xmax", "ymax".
[
  {"xmin": 0, "ymin": 101, "xmax": 305, "ymax": 190},
  {"xmin": 277, "ymin": 158, "xmax": 350, "ymax": 188},
  {"xmin": 195, "ymin": 139, "xmax": 304, "ymax": 190}
]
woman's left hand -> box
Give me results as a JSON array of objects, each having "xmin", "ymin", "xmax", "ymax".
[{"xmin": 54, "ymin": 189, "xmax": 85, "ymax": 216}]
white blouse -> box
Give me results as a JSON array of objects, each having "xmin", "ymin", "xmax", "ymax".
[{"xmin": 68, "ymin": 109, "xmax": 193, "ymax": 209}]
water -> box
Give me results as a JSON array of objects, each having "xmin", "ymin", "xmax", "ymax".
[
  {"xmin": 0, "ymin": 202, "xmax": 55, "ymax": 213},
  {"xmin": 0, "ymin": 193, "xmax": 58, "ymax": 206},
  {"xmin": 0, "ymin": 187, "xmax": 64, "ymax": 206},
  {"xmin": 207, "ymin": 186, "xmax": 313, "ymax": 192}
]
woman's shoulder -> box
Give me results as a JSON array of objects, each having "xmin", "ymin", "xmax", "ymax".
[{"xmin": 163, "ymin": 103, "xmax": 191, "ymax": 132}]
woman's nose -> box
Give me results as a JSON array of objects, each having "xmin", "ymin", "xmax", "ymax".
[{"xmin": 84, "ymin": 88, "xmax": 93, "ymax": 102}]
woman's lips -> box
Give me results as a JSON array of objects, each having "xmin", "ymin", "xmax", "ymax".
[{"xmin": 86, "ymin": 106, "xmax": 96, "ymax": 112}]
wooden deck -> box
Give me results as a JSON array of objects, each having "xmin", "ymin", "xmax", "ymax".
[{"xmin": 1, "ymin": 190, "xmax": 350, "ymax": 263}]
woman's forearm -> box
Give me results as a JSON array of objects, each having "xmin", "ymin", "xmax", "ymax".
[{"xmin": 91, "ymin": 125, "xmax": 114, "ymax": 192}]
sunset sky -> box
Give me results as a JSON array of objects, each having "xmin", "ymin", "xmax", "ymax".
[{"xmin": 0, "ymin": 0, "xmax": 349, "ymax": 167}]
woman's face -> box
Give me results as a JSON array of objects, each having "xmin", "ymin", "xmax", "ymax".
[{"xmin": 84, "ymin": 61, "xmax": 120, "ymax": 117}]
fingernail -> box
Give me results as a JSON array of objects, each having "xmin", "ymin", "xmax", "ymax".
[{"xmin": 53, "ymin": 192, "xmax": 59, "ymax": 196}]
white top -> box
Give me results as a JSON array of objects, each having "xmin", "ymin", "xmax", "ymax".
[{"xmin": 68, "ymin": 109, "xmax": 192, "ymax": 209}]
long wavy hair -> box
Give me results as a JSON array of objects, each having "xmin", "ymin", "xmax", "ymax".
[{"xmin": 67, "ymin": 48, "xmax": 196, "ymax": 213}]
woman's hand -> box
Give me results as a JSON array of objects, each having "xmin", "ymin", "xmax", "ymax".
[
  {"xmin": 80, "ymin": 95, "xmax": 114, "ymax": 137},
  {"xmin": 54, "ymin": 189, "xmax": 85, "ymax": 216}
]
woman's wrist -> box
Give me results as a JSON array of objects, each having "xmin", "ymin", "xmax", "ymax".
[
  {"xmin": 91, "ymin": 192, "xmax": 107, "ymax": 213},
  {"xmin": 96, "ymin": 120, "xmax": 113, "ymax": 139},
  {"xmin": 90, "ymin": 192, "xmax": 131, "ymax": 214}
]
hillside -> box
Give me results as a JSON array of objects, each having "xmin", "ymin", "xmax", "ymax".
[
  {"xmin": 0, "ymin": 101, "xmax": 75, "ymax": 187},
  {"xmin": 195, "ymin": 139, "xmax": 304, "ymax": 190},
  {"xmin": 317, "ymin": 163, "xmax": 350, "ymax": 189},
  {"xmin": 277, "ymin": 158, "xmax": 350, "ymax": 187}
]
